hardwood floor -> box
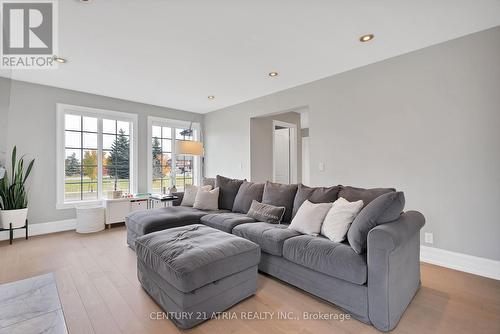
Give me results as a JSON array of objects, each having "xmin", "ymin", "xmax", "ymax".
[{"xmin": 1, "ymin": 226, "xmax": 499, "ymax": 334}]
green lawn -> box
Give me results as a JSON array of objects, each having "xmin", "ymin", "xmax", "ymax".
[
  {"xmin": 64, "ymin": 176, "xmax": 193, "ymax": 201},
  {"xmin": 152, "ymin": 176, "xmax": 193, "ymax": 193}
]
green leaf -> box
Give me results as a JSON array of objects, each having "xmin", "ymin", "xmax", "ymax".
[
  {"xmin": 11, "ymin": 146, "xmax": 16, "ymax": 178},
  {"xmin": 0, "ymin": 146, "xmax": 32, "ymax": 210},
  {"xmin": 24, "ymin": 160, "xmax": 35, "ymax": 184}
]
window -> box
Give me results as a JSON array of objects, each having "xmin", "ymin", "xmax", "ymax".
[
  {"xmin": 102, "ymin": 119, "xmax": 131, "ymax": 195},
  {"xmin": 63, "ymin": 114, "xmax": 99, "ymax": 202},
  {"xmin": 57, "ymin": 104, "xmax": 138, "ymax": 208},
  {"xmin": 148, "ymin": 117, "xmax": 200, "ymax": 193}
]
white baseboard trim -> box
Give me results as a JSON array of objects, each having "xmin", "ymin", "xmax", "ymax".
[
  {"xmin": 0, "ymin": 219, "xmax": 76, "ymax": 241},
  {"xmin": 420, "ymin": 245, "xmax": 500, "ymax": 280}
]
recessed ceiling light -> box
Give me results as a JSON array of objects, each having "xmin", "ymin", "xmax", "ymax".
[
  {"xmin": 53, "ymin": 56, "xmax": 67, "ymax": 63},
  {"xmin": 359, "ymin": 34, "xmax": 374, "ymax": 42},
  {"xmin": 208, "ymin": 95, "xmax": 215, "ymax": 100},
  {"xmin": 79, "ymin": 0, "xmax": 93, "ymax": 3},
  {"xmin": 268, "ymin": 71, "xmax": 279, "ymax": 77}
]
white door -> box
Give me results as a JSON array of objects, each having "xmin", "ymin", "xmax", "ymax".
[{"xmin": 274, "ymin": 128, "xmax": 290, "ymax": 184}]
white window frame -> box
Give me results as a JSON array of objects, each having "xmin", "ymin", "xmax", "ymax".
[
  {"xmin": 56, "ymin": 103, "xmax": 138, "ymax": 209},
  {"xmin": 147, "ymin": 116, "xmax": 201, "ymax": 193}
]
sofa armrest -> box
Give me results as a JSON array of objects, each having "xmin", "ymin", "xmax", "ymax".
[
  {"xmin": 172, "ymin": 192, "xmax": 184, "ymax": 206},
  {"xmin": 367, "ymin": 211, "xmax": 425, "ymax": 331},
  {"xmin": 369, "ymin": 211, "xmax": 425, "ymax": 251}
]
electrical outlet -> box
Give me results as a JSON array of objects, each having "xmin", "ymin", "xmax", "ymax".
[
  {"xmin": 318, "ymin": 162, "xmax": 325, "ymax": 172},
  {"xmin": 424, "ymin": 232, "xmax": 433, "ymax": 244}
]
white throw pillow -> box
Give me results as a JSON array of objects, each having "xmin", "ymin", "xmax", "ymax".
[
  {"xmin": 193, "ymin": 187, "xmax": 219, "ymax": 211},
  {"xmin": 181, "ymin": 184, "xmax": 212, "ymax": 207},
  {"xmin": 321, "ymin": 197, "xmax": 364, "ymax": 242},
  {"xmin": 288, "ymin": 200, "xmax": 332, "ymax": 235}
]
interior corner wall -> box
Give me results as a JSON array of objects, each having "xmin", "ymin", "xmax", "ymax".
[
  {"xmin": 2, "ymin": 78, "xmax": 202, "ymax": 225},
  {"xmin": 250, "ymin": 112, "xmax": 301, "ymax": 183},
  {"xmin": 203, "ymin": 26, "xmax": 500, "ymax": 261}
]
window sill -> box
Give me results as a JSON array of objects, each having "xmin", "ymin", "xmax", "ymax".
[{"xmin": 56, "ymin": 200, "xmax": 104, "ymax": 210}]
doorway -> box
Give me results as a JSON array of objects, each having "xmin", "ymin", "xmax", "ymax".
[{"xmin": 273, "ymin": 120, "xmax": 297, "ymax": 184}]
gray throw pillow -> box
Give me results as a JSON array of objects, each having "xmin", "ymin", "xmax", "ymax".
[
  {"xmin": 347, "ymin": 191, "xmax": 405, "ymax": 254},
  {"xmin": 193, "ymin": 187, "xmax": 220, "ymax": 211},
  {"xmin": 262, "ymin": 181, "xmax": 298, "ymax": 223},
  {"xmin": 232, "ymin": 181, "xmax": 265, "ymax": 213},
  {"xmin": 338, "ymin": 186, "xmax": 395, "ymax": 208},
  {"xmin": 202, "ymin": 177, "xmax": 216, "ymax": 188},
  {"xmin": 215, "ymin": 175, "xmax": 245, "ymax": 210},
  {"xmin": 246, "ymin": 200, "xmax": 286, "ymax": 224},
  {"xmin": 292, "ymin": 184, "xmax": 341, "ymax": 218},
  {"xmin": 180, "ymin": 184, "xmax": 212, "ymax": 207}
]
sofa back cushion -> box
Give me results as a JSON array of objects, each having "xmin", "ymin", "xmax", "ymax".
[
  {"xmin": 338, "ymin": 186, "xmax": 395, "ymax": 207},
  {"xmin": 262, "ymin": 181, "xmax": 298, "ymax": 223},
  {"xmin": 232, "ymin": 181, "xmax": 265, "ymax": 213},
  {"xmin": 246, "ymin": 200, "xmax": 285, "ymax": 224},
  {"xmin": 347, "ymin": 191, "xmax": 405, "ymax": 254},
  {"xmin": 215, "ymin": 175, "xmax": 245, "ymax": 210},
  {"xmin": 171, "ymin": 192, "xmax": 184, "ymax": 206},
  {"xmin": 202, "ymin": 177, "xmax": 216, "ymax": 188},
  {"xmin": 292, "ymin": 184, "xmax": 341, "ymax": 218}
]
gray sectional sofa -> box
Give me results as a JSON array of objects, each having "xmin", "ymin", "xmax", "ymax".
[{"xmin": 125, "ymin": 176, "xmax": 425, "ymax": 331}]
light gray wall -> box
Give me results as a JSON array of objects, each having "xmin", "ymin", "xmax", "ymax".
[
  {"xmin": 250, "ymin": 112, "xmax": 301, "ymax": 183},
  {"xmin": 0, "ymin": 77, "xmax": 11, "ymax": 165},
  {"xmin": 204, "ymin": 26, "xmax": 500, "ymax": 261},
  {"xmin": 2, "ymin": 78, "xmax": 202, "ymax": 224}
]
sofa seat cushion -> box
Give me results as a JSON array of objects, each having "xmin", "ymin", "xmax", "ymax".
[
  {"xmin": 135, "ymin": 224, "xmax": 261, "ymax": 293},
  {"xmin": 126, "ymin": 206, "xmax": 227, "ymax": 235},
  {"xmin": 200, "ymin": 212, "xmax": 256, "ymax": 233},
  {"xmin": 283, "ymin": 235, "xmax": 367, "ymax": 285},
  {"xmin": 232, "ymin": 222, "xmax": 301, "ymax": 256}
]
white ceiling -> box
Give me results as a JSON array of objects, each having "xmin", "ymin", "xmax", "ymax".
[{"xmin": 2, "ymin": 0, "xmax": 500, "ymax": 113}]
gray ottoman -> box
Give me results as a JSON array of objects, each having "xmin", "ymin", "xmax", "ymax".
[
  {"xmin": 135, "ymin": 224, "xmax": 261, "ymax": 329},
  {"xmin": 125, "ymin": 206, "xmax": 213, "ymax": 250}
]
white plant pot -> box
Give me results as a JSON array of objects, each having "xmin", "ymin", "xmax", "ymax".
[{"xmin": 0, "ymin": 208, "xmax": 28, "ymax": 229}]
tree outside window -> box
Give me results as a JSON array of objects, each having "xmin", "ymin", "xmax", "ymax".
[{"xmin": 106, "ymin": 129, "xmax": 130, "ymax": 191}]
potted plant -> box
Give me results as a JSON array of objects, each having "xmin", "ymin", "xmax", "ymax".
[{"xmin": 0, "ymin": 146, "xmax": 35, "ymax": 229}]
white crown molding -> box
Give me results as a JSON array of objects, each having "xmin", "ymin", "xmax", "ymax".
[
  {"xmin": 0, "ymin": 219, "xmax": 76, "ymax": 241},
  {"xmin": 421, "ymin": 245, "xmax": 500, "ymax": 281}
]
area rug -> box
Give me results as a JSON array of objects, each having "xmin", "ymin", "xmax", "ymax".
[{"xmin": 0, "ymin": 273, "xmax": 67, "ymax": 334}]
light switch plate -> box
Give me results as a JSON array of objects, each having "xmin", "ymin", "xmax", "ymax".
[
  {"xmin": 318, "ymin": 162, "xmax": 325, "ymax": 172},
  {"xmin": 424, "ymin": 232, "xmax": 433, "ymax": 244}
]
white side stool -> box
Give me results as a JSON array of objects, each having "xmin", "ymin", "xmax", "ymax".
[{"xmin": 76, "ymin": 205, "xmax": 105, "ymax": 233}]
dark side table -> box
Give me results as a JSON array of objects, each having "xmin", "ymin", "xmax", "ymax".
[{"xmin": 148, "ymin": 196, "xmax": 179, "ymax": 209}]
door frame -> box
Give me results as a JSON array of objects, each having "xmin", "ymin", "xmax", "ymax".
[{"xmin": 272, "ymin": 120, "xmax": 298, "ymax": 184}]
